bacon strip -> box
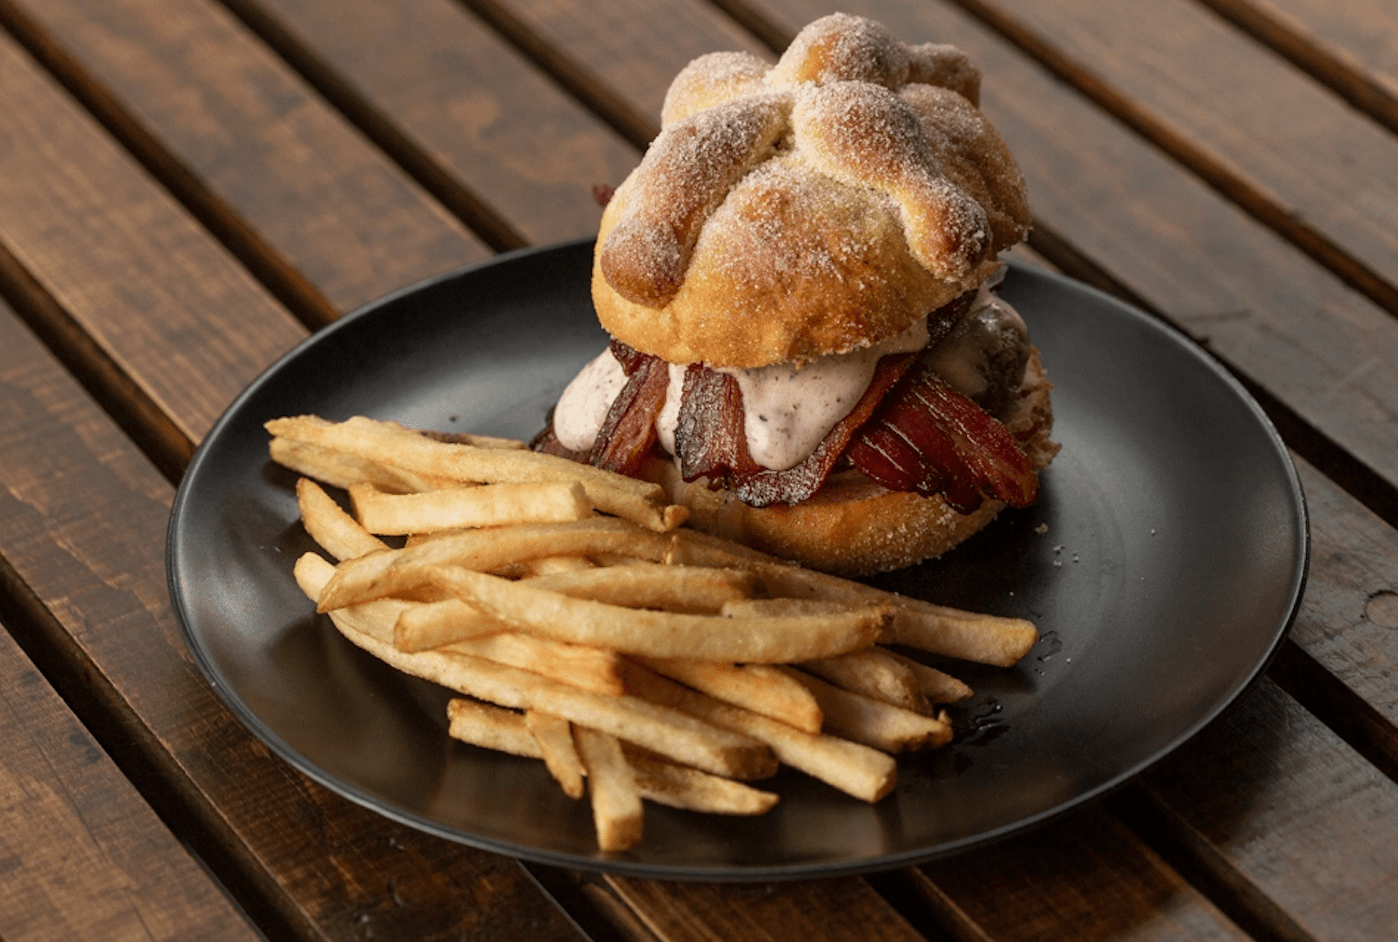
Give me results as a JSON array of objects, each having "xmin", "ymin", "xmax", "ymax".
[
  {"xmin": 847, "ymin": 361, "xmax": 1037, "ymax": 512},
  {"xmin": 673, "ymin": 366, "xmax": 762, "ymax": 481},
  {"xmin": 588, "ymin": 342, "xmax": 670, "ymax": 476}
]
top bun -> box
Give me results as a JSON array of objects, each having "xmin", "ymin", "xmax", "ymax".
[{"xmin": 593, "ymin": 13, "xmax": 1032, "ymax": 369}]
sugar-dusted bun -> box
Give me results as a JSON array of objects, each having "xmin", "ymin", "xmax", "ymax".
[
  {"xmin": 592, "ymin": 13, "xmax": 1031, "ymax": 369},
  {"xmin": 657, "ymin": 349, "xmax": 1058, "ymax": 577}
]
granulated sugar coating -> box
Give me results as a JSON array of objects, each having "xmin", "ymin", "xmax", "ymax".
[{"xmin": 592, "ymin": 12, "xmax": 1032, "ymax": 370}]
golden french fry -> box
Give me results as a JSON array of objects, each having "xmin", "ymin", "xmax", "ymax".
[
  {"xmin": 270, "ymin": 436, "xmax": 449, "ymax": 493},
  {"xmin": 297, "ymin": 478, "xmax": 390, "ymax": 561},
  {"xmin": 623, "ymin": 662, "xmax": 896, "ymax": 803},
  {"xmin": 524, "ymin": 555, "xmax": 596, "ymax": 576},
  {"xmin": 448, "ymin": 633, "xmax": 626, "ymax": 697},
  {"xmin": 316, "ymin": 518, "xmax": 675, "ymax": 611},
  {"xmin": 622, "ymin": 746, "xmax": 779, "ymax": 815},
  {"xmin": 528, "ymin": 563, "xmax": 758, "ymax": 613},
  {"xmin": 349, "ymin": 480, "xmax": 593, "ymax": 535},
  {"xmin": 327, "ymin": 610, "xmax": 776, "ymax": 780},
  {"xmin": 300, "ymin": 552, "xmax": 623, "ymax": 696},
  {"xmin": 882, "ymin": 649, "xmax": 974, "ymax": 704},
  {"xmin": 785, "ymin": 669, "xmax": 952, "ymax": 753},
  {"xmin": 670, "ymin": 531, "xmax": 1036, "ymax": 667},
  {"xmin": 574, "ymin": 726, "xmax": 644, "ymax": 852},
  {"xmin": 429, "ymin": 565, "xmax": 887, "ymax": 663},
  {"xmin": 394, "ymin": 598, "xmax": 505, "ymax": 652},
  {"xmin": 294, "ymin": 552, "xmax": 405, "ymax": 644},
  {"xmin": 800, "ymin": 647, "xmax": 930, "ymax": 715},
  {"xmin": 265, "ymin": 415, "xmax": 684, "ymax": 532},
  {"xmin": 415, "ymin": 426, "xmax": 529, "ymax": 450},
  {"xmin": 526, "ymin": 711, "xmax": 586, "ymax": 799},
  {"xmin": 446, "ymin": 698, "xmax": 539, "ymax": 758},
  {"xmin": 637, "ymin": 657, "xmax": 823, "ymax": 734}
]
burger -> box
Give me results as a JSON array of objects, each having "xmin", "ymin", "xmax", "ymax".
[{"xmin": 534, "ymin": 13, "xmax": 1058, "ymax": 577}]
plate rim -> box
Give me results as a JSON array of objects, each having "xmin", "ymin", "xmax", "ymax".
[{"xmin": 167, "ymin": 237, "xmax": 1310, "ymax": 880}]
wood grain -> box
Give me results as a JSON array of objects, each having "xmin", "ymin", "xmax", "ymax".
[
  {"xmin": 0, "ymin": 609, "xmax": 259, "ymax": 941},
  {"xmin": 913, "ymin": 805, "xmax": 1248, "ymax": 941},
  {"xmin": 607, "ymin": 875, "xmax": 928, "ymax": 942},
  {"xmin": 234, "ymin": 0, "xmax": 641, "ymax": 246},
  {"xmin": 0, "ymin": 295, "xmax": 586, "ymax": 940},
  {"xmin": 0, "ymin": 28, "xmax": 305, "ymax": 446},
  {"xmin": 1, "ymin": 0, "xmax": 489, "ymax": 323},
  {"xmin": 981, "ymin": 0, "xmax": 1398, "ymax": 306},
  {"xmin": 1138, "ymin": 677, "xmax": 1398, "ymax": 942}
]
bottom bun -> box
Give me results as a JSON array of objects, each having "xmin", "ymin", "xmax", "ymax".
[{"xmin": 656, "ymin": 348, "xmax": 1058, "ymax": 577}]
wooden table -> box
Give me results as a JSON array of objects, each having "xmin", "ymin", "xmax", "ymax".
[{"xmin": 3, "ymin": 0, "xmax": 1397, "ymax": 938}]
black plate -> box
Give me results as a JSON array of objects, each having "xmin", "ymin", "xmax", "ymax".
[{"xmin": 167, "ymin": 239, "xmax": 1308, "ymax": 880}]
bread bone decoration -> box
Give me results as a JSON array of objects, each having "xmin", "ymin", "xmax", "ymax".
[{"xmin": 538, "ymin": 13, "xmax": 1059, "ymax": 576}]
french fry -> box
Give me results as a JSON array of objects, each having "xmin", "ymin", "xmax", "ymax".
[
  {"xmin": 637, "ymin": 657, "xmax": 823, "ymax": 733},
  {"xmin": 393, "ymin": 564, "xmax": 760, "ymax": 652},
  {"xmin": 524, "ymin": 555, "xmax": 596, "ymax": 576},
  {"xmin": 274, "ymin": 413, "xmax": 1044, "ymax": 852},
  {"xmin": 574, "ymin": 726, "xmax": 643, "ymax": 852},
  {"xmin": 270, "ymin": 436, "xmax": 449, "ymax": 493},
  {"xmin": 349, "ymin": 480, "xmax": 593, "ymax": 535},
  {"xmin": 670, "ymin": 531, "xmax": 1037, "ymax": 667},
  {"xmin": 785, "ymin": 669, "xmax": 952, "ymax": 753},
  {"xmin": 882, "ymin": 649, "xmax": 975, "ymax": 704},
  {"xmin": 266, "ymin": 415, "xmax": 685, "ymax": 532},
  {"xmin": 446, "ymin": 698, "xmax": 539, "ymax": 758},
  {"xmin": 800, "ymin": 647, "xmax": 930, "ymax": 715},
  {"xmin": 316, "ymin": 518, "xmax": 675, "ymax": 611},
  {"xmin": 297, "ymin": 478, "xmax": 390, "ymax": 561},
  {"xmin": 622, "ymin": 746, "xmax": 779, "ymax": 815},
  {"xmin": 394, "ymin": 598, "xmax": 505, "ymax": 652},
  {"xmin": 623, "ymin": 662, "xmax": 896, "ymax": 803},
  {"xmin": 526, "ymin": 711, "xmax": 586, "ymax": 799},
  {"xmin": 527, "ymin": 563, "xmax": 759, "ymax": 613},
  {"xmin": 448, "ymin": 633, "xmax": 626, "ymax": 697},
  {"xmin": 428, "ymin": 565, "xmax": 887, "ymax": 663},
  {"xmin": 327, "ymin": 607, "xmax": 777, "ymax": 780},
  {"xmin": 293, "ymin": 552, "xmax": 405, "ymax": 644}
]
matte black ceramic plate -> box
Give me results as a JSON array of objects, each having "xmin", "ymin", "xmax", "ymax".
[{"xmin": 168, "ymin": 239, "xmax": 1308, "ymax": 880}]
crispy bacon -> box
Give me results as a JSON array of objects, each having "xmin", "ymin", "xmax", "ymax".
[
  {"xmin": 673, "ymin": 366, "xmax": 762, "ymax": 481},
  {"xmin": 587, "ymin": 341, "xmax": 670, "ymax": 476},
  {"xmin": 846, "ymin": 361, "xmax": 1037, "ymax": 512},
  {"xmin": 540, "ymin": 336, "xmax": 1037, "ymax": 515},
  {"xmin": 724, "ymin": 352, "xmax": 919, "ymax": 506}
]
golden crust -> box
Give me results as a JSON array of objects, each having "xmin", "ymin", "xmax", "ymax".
[
  {"xmin": 660, "ymin": 348, "xmax": 1058, "ymax": 577},
  {"xmin": 593, "ymin": 13, "xmax": 1031, "ymax": 369}
]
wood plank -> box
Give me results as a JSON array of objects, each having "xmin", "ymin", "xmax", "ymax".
[
  {"xmin": 1193, "ymin": 0, "xmax": 1398, "ymax": 137},
  {"xmin": 967, "ymin": 0, "xmax": 1398, "ymax": 308},
  {"xmin": 487, "ymin": 0, "xmax": 772, "ymax": 130},
  {"xmin": 0, "ymin": 27, "xmax": 305, "ymax": 448},
  {"xmin": 912, "ymin": 805, "xmax": 1248, "ymax": 941},
  {"xmin": 1136, "ymin": 676, "xmax": 1398, "ymax": 942},
  {"xmin": 0, "ymin": 289, "xmax": 586, "ymax": 940},
  {"xmin": 606, "ymin": 875, "xmax": 929, "ymax": 942},
  {"xmin": 2, "ymin": 0, "xmax": 490, "ymax": 322},
  {"xmin": 0, "ymin": 609, "xmax": 259, "ymax": 941},
  {"xmin": 234, "ymin": 0, "xmax": 642, "ymax": 245},
  {"xmin": 732, "ymin": 0, "xmax": 1398, "ymax": 495}
]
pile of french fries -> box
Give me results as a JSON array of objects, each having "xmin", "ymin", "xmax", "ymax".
[{"xmin": 267, "ymin": 414, "xmax": 1038, "ymax": 852}]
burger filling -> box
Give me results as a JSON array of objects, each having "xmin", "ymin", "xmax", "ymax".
[{"xmin": 540, "ymin": 276, "xmax": 1038, "ymax": 515}]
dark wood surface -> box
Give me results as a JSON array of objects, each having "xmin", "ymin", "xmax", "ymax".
[{"xmin": 1, "ymin": 0, "xmax": 1396, "ymax": 939}]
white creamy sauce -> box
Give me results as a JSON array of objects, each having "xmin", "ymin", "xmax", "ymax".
[
  {"xmin": 551, "ymin": 295, "xmax": 1018, "ymax": 471},
  {"xmin": 720, "ymin": 318, "xmax": 930, "ymax": 470},
  {"xmin": 926, "ymin": 285, "xmax": 1027, "ymax": 400},
  {"xmin": 552, "ymin": 348, "xmax": 629, "ymax": 452}
]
